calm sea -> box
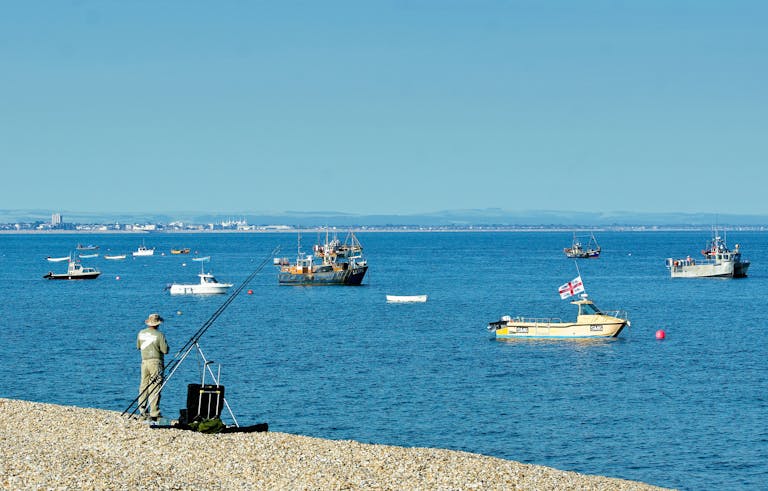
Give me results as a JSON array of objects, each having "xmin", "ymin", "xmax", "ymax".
[{"xmin": 1, "ymin": 231, "xmax": 766, "ymax": 490}]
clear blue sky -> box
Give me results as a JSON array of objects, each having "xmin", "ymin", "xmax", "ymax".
[{"xmin": 1, "ymin": 1, "xmax": 765, "ymax": 215}]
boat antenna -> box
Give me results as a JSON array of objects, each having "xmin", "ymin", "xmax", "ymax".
[{"xmin": 122, "ymin": 245, "xmax": 280, "ymax": 417}]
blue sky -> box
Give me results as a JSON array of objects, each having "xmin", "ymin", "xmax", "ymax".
[{"xmin": 1, "ymin": 1, "xmax": 765, "ymax": 215}]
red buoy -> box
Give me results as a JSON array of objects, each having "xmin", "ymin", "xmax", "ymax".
[
  {"xmin": 247, "ymin": 289, "xmax": 253, "ymax": 295},
  {"xmin": 655, "ymin": 329, "xmax": 666, "ymax": 340}
]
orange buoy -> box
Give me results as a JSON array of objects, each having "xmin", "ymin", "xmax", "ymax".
[
  {"xmin": 655, "ymin": 329, "xmax": 666, "ymax": 340},
  {"xmin": 247, "ymin": 289, "xmax": 253, "ymax": 295}
]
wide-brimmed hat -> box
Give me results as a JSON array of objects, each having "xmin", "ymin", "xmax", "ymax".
[{"xmin": 144, "ymin": 313, "xmax": 164, "ymax": 327}]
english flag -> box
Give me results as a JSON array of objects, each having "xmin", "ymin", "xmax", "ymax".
[{"xmin": 559, "ymin": 276, "xmax": 585, "ymax": 299}]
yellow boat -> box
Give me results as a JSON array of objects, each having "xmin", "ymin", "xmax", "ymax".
[
  {"xmin": 488, "ymin": 296, "xmax": 630, "ymax": 339},
  {"xmin": 171, "ymin": 248, "xmax": 191, "ymax": 255}
]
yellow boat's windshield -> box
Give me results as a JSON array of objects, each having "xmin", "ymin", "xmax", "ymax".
[{"xmin": 579, "ymin": 302, "xmax": 603, "ymax": 315}]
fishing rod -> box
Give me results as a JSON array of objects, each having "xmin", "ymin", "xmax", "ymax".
[{"xmin": 122, "ymin": 245, "xmax": 280, "ymax": 417}]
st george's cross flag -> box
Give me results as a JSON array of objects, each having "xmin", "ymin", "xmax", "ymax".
[{"xmin": 558, "ymin": 276, "xmax": 585, "ymax": 299}]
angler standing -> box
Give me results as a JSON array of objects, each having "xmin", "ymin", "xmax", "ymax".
[{"xmin": 136, "ymin": 313, "xmax": 169, "ymax": 420}]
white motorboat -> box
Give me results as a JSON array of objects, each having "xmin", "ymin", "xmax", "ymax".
[
  {"xmin": 169, "ymin": 260, "xmax": 232, "ymax": 295},
  {"xmin": 132, "ymin": 244, "xmax": 155, "ymax": 257},
  {"xmin": 386, "ymin": 294, "xmax": 428, "ymax": 303},
  {"xmin": 104, "ymin": 254, "xmax": 127, "ymax": 260},
  {"xmin": 43, "ymin": 259, "xmax": 101, "ymax": 280}
]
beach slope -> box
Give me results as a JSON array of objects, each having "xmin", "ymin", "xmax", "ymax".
[{"xmin": 0, "ymin": 399, "xmax": 670, "ymax": 490}]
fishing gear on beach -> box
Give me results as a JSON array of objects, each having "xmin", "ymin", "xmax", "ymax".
[{"xmin": 122, "ymin": 246, "xmax": 280, "ymax": 420}]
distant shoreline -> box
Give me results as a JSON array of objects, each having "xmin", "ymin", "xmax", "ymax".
[{"xmin": 1, "ymin": 226, "xmax": 766, "ymax": 234}]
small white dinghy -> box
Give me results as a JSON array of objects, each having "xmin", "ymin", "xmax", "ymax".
[
  {"xmin": 46, "ymin": 255, "xmax": 71, "ymax": 262},
  {"xmin": 386, "ymin": 294, "xmax": 428, "ymax": 303},
  {"xmin": 104, "ymin": 254, "xmax": 127, "ymax": 260}
]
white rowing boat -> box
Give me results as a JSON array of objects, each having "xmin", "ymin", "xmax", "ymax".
[
  {"xmin": 386, "ymin": 294, "xmax": 428, "ymax": 303},
  {"xmin": 46, "ymin": 255, "xmax": 71, "ymax": 262}
]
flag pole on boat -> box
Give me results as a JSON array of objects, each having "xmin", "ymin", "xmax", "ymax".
[
  {"xmin": 573, "ymin": 260, "xmax": 586, "ymax": 296},
  {"xmin": 122, "ymin": 245, "xmax": 280, "ymax": 419}
]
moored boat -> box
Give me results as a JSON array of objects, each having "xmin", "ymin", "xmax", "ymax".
[
  {"xmin": 132, "ymin": 244, "xmax": 155, "ymax": 257},
  {"xmin": 78, "ymin": 253, "xmax": 99, "ymax": 259},
  {"xmin": 171, "ymin": 248, "xmax": 191, "ymax": 255},
  {"xmin": 104, "ymin": 254, "xmax": 127, "ymax": 260},
  {"xmin": 665, "ymin": 231, "xmax": 750, "ymax": 278},
  {"xmin": 564, "ymin": 232, "xmax": 600, "ymax": 258},
  {"xmin": 169, "ymin": 260, "xmax": 232, "ymax": 295},
  {"xmin": 487, "ymin": 276, "xmax": 629, "ymax": 339},
  {"xmin": 76, "ymin": 244, "xmax": 99, "ymax": 251},
  {"xmin": 386, "ymin": 294, "xmax": 428, "ymax": 303},
  {"xmin": 43, "ymin": 259, "xmax": 101, "ymax": 280},
  {"xmin": 46, "ymin": 255, "xmax": 71, "ymax": 263},
  {"xmin": 275, "ymin": 231, "xmax": 368, "ymax": 285}
]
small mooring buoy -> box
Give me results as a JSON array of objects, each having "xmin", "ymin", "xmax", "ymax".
[
  {"xmin": 655, "ymin": 329, "xmax": 666, "ymax": 340},
  {"xmin": 115, "ymin": 275, "xmax": 120, "ymax": 280},
  {"xmin": 177, "ymin": 310, "xmax": 182, "ymax": 316},
  {"xmin": 247, "ymin": 289, "xmax": 253, "ymax": 295}
]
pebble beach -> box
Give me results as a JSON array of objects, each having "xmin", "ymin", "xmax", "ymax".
[{"xmin": 0, "ymin": 399, "xmax": 670, "ymax": 490}]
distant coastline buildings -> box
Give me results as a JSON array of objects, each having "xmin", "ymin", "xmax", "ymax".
[
  {"xmin": 0, "ymin": 215, "xmax": 299, "ymax": 232},
  {"xmin": 0, "ymin": 209, "xmax": 767, "ymax": 232}
]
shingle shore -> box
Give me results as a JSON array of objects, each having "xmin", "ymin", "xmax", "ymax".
[{"xmin": 0, "ymin": 399, "xmax": 671, "ymax": 490}]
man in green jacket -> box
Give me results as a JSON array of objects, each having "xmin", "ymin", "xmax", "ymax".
[{"xmin": 136, "ymin": 313, "xmax": 169, "ymax": 420}]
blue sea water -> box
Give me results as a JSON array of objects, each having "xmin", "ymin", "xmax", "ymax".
[{"xmin": 1, "ymin": 231, "xmax": 766, "ymax": 490}]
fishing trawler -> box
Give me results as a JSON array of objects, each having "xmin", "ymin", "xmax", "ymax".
[
  {"xmin": 564, "ymin": 232, "xmax": 601, "ymax": 258},
  {"xmin": 43, "ymin": 259, "xmax": 101, "ymax": 280},
  {"xmin": 487, "ymin": 275, "xmax": 630, "ymax": 339},
  {"xmin": 275, "ymin": 231, "xmax": 368, "ymax": 285},
  {"xmin": 665, "ymin": 232, "xmax": 750, "ymax": 278}
]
